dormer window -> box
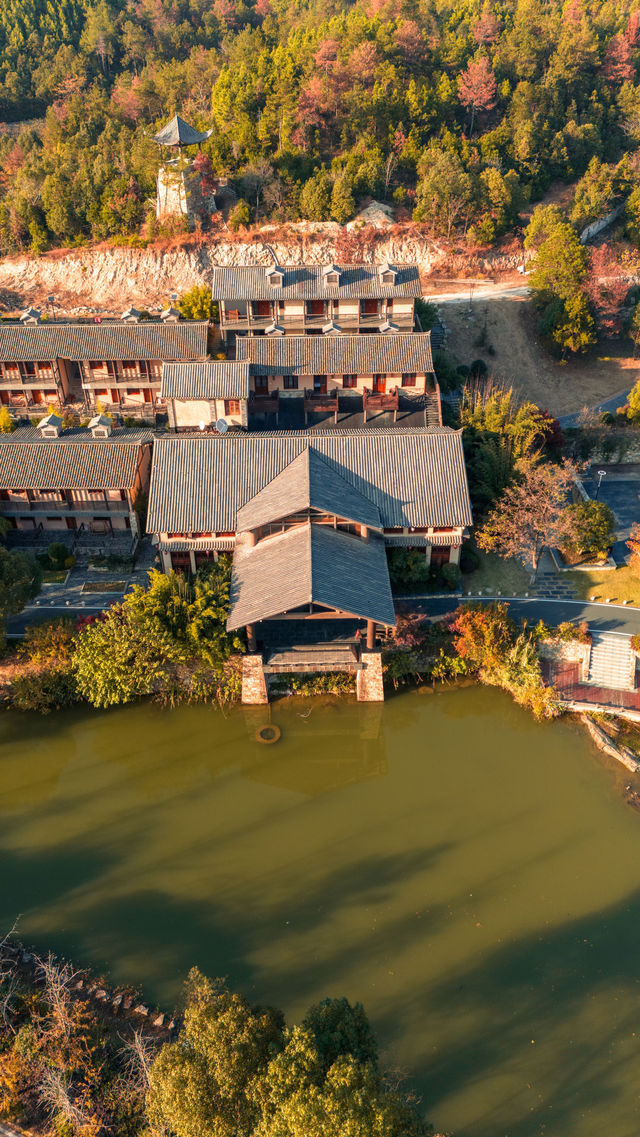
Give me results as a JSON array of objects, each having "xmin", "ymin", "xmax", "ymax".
[
  {"xmin": 266, "ymin": 265, "xmax": 284, "ymax": 287},
  {"xmin": 379, "ymin": 262, "xmax": 398, "ymax": 286},
  {"xmin": 322, "ymin": 264, "xmax": 341, "ymax": 286}
]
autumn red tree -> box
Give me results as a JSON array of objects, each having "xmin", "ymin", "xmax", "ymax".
[
  {"xmin": 583, "ymin": 244, "xmax": 630, "ymax": 335},
  {"xmin": 473, "ymin": 7, "xmax": 500, "ymax": 45},
  {"xmin": 394, "ymin": 21, "xmax": 425, "ymax": 66},
  {"xmin": 601, "ymin": 34, "xmax": 635, "ymax": 84},
  {"xmin": 477, "ymin": 460, "xmax": 578, "ymax": 573},
  {"xmin": 458, "ymin": 55, "xmax": 497, "ymax": 135}
]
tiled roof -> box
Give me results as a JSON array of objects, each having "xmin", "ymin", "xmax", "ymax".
[
  {"xmin": 8, "ymin": 425, "xmax": 154, "ymax": 443},
  {"xmin": 147, "ymin": 428, "xmax": 472, "ymax": 534},
  {"xmin": 0, "ymin": 436, "xmax": 149, "ymax": 489},
  {"xmin": 236, "ymin": 332, "xmax": 433, "ymax": 376},
  {"xmin": 0, "ymin": 321, "xmax": 209, "ymax": 362},
  {"xmin": 161, "ymin": 361, "xmax": 250, "ymax": 400},
  {"xmin": 212, "ymin": 263, "xmax": 421, "ymax": 300},
  {"xmin": 236, "ymin": 448, "xmax": 382, "ymax": 531},
  {"xmin": 154, "ymin": 114, "xmax": 213, "ymax": 147},
  {"xmin": 227, "ymin": 525, "xmax": 396, "ymax": 630}
]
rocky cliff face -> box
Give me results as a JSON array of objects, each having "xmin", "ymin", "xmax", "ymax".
[{"xmin": 0, "ymin": 225, "xmax": 524, "ymax": 315}]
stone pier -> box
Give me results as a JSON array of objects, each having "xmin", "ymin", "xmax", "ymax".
[
  {"xmin": 356, "ymin": 652, "xmax": 385, "ymax": 701},
  {"xmin": 241, "ymin": 654, "xmax": 269, "ymax": 704}
]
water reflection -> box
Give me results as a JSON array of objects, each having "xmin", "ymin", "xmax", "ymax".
[{"xmin": 1, "ymin": 689, "xmax": 640, "ymax": 1137}]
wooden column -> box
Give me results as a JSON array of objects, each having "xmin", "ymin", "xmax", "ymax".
[
  {"xmin": 246, "ymin": 624, "xmax": 256, "ymax": 651},
  {"xmin": 366, "ymin": 619, "xmax": 375, "ymax": 650}
]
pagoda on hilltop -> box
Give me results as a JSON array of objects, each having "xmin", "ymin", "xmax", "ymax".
[{"xmin": 154, "ymin": 114, "xmax": 217, "ymax": 227}]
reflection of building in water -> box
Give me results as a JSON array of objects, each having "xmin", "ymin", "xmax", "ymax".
[{"xmin": 241, "ymin": 702, "xmax": 386, "ymax": 797}]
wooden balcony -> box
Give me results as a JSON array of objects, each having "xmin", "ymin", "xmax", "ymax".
[
  {"xmin": 363, "ymin": 386, "xmax": 399, "ymax": 423},
  {"xmin": 303, "ymin": 388, "xmax": 339, "ymax": 424},
  {"xmin": 248, "ymin": 390, "xmax": 280, "ymax": 419}
]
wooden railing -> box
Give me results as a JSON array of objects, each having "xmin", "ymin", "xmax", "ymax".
[
  {"xmin": 363, "ymin": 386, "xmax": 399, "ymax": 423},
  {"xmin": 303, "ymin": 388, "xmax": 339, "ymax": 424},
  {"xmin": 248, "ymin": 389, "xmax": 280, "ymax": 417}
]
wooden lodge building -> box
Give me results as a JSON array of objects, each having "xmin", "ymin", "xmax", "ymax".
[
  {"xmin": 161, "ymin": 332, "xmax": 440, "ymax": 430},
  {"xmin": 148, "ymin": 426, "xmax": 471, "ymax": 588},
  {"xmin": 147, "ymin": 428, "xmax": 472, "ymax": 699},
  {"xmin": 0, "ymin": 413, "xmax": 152, "ymax": 556},
  {"xmin": 0, "ymin": 314, "xmax": 209, "ymax": 413},
  {"xmin": 212, "ymin": 262, "xmax": 421, "ymax": 345}
]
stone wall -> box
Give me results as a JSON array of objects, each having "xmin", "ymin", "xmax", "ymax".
[
  {"xmin": 241, "ymin": 654, "xmax": 269, "ymax": 704},
  {"xmin": 356, "ymin": 652, "xmax": 385, "ymax": 701},
  {"xmin": 538, "ymin": 639, "xmax": 591, "ymax": 681}
]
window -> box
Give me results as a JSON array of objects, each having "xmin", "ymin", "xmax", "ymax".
[
  {"xmin": 343, "ymin": 374, "xmax": 357, "ymax": 388},
  {"xmin": 283, "ymin": 376, "xmax": 298, "ymax": 390},
  {"xmin": 402, "ymin": 373, "xmax": 417, "ymax": 387},
  {"xmin": 127, "ymin": 388, "xmax": 141, "ymax": 396},
  {"xmin": 23, "ymin": 362, "xmax": 36, "ymax": 376},
  {"xmin": 313, "ymin": 375, "xmax": 327, "ymax": 394},
  {"xmin": 225, "ymin": 399, "xmax": 241, "ymax": 414},
  {"xmin": 254, "ymin": 375, "xmax": 269, "ymax": 394},
  {"xmin": 122, "ymin": 360, "xmax": 135, "ymax": 369},
  {"xmin": 372, "ymin": 374, "xmax": 386, "ymax": 393}
]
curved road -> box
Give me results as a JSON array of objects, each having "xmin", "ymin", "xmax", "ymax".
[{"xmin": 405, "ymin": 594, "xmax": 640, "ymax": 637}]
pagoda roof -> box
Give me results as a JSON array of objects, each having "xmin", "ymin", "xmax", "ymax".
[{"xmin": 153, "ymin": 114, "xmax": 213, "ymax": 147}]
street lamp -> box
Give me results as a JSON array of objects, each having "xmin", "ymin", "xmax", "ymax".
[{"xmin": 595, "ymin": 469, "xmax": 607, "ymax": 500}]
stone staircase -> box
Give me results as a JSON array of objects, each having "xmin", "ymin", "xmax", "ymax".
[{"xmin": 587, "ymin": 631, "xmax": 637, "ymax": 691}]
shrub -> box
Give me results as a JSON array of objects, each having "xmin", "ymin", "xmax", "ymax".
[
  {"xmin": 177, "ymin": 285, "xmax": 218, "ymax": 321},
  {"xmin": 10, "ymin": 666, "xmax": 77, "ymax": 712},
  {"xmin": 0, "ymin": 406, "xmax": 15, "ymax": 433},
  {"xmin": 20, "ymin": 618, "xmax": 76, "ymax": 664},
  {"xmin": 387, "ymin": 548, "xmax": 431, "ymax": 591},
  {"xmin": 228, "ymin": 199, "xmax": 250, "ymax": 231},
  {"xmin": 562, "ymin": 500, "xmax": 615, "ymax": 561},
  {"xmin": 441, "ymin": 562, "xmax": 461, "ymax": 589},
  {"xmin": 460, "ymin": 547, "xmax": 480, "ymax": 574},
  {"xmin": 47, "ymin": 542, "xmax": 68, "ymax": 567},
  {"xmin": 470, "ymin": 358, "xmax": 488, "ymax": 378}
]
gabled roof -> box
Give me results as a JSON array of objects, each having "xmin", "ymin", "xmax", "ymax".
[
  {"xmin": 236, "ymin": 448, "xmax": 381, "ymax": 532},
  {"xmin": 161, "ymin": 361, "xmax": 250, "ymax": 401},
  {"xmin": 147, "ymin": 428, "xmax": 472, "ymax": 534},
  {"xmin": 212, "ymin": 263, "xmax": 421, "ymax": 300},
  {"xmin": 236, "ymin": 332, "xmax": 433, "ymax": 376},
  {"xmin": 227, "ymin": 525, "xmax": 395, "ymax": 630},
  {"xmin": 154, "ymin": 114, "xmax": 213, "ymax": 147},
  {"xmin": 0, "ymin": 435, "xmax": 149, "ymax": 490},
  {"xmin": 0, "ymin": 321, "xmax": 209, "ymax": 363}
]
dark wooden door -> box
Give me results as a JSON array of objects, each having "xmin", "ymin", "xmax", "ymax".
[{"xmin": 314, "ymin": 375, "xmax": 327, "ymax": 394}]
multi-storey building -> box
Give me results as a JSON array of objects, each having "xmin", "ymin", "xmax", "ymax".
[
  {"xmin": 0, "ymin": 413, "xmax": 152, "ymax": 552},
  {"xmin": 213, "ymin": 262, "xmax": 421, "ymax": 344},
  {"xmin": 0, "ymin": 315, "xmax": 209, "ymax": 413},
  {"xmin": 148, "ymin": 429, "xmax": 472, "ymax": 578},
  {"xmin": 161, "ymin": 332, "xmax": 440, "ymax": 430}
]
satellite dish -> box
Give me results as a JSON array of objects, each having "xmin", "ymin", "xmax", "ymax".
[{"xmin": 216, "ymin": 418, "xmax": 229, "ymax": 434}]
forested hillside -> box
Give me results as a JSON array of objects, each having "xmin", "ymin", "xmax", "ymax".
[{"xmin": 3, "ymin": 0, "xmax": 640, "ymax": 254}]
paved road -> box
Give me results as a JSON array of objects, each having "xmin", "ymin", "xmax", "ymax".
[
  {"xmin": 559, "ymin": 387, "xmax": 634, "ymax": 428},
  {"xmin": 6, "ymin": 598, "xmax": 122, "ymax": 637},
  {"xmin": 404, "ymin": 595, "xmax": 640, "ymax": 636}
]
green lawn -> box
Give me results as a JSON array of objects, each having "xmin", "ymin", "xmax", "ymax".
[
  {"xmin": 462, "ymin": 550, "xmax": 531, "ymax": 597},
  {"xmin": 565, "ymin": 564, "xmax": 640, "ymax": 606},
  {"xmin": 40, "ymin": 569, "xmax": 68, "ymax": 584}
]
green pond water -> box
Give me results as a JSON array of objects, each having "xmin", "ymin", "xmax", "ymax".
[{"xmin": 1, "ymin": 688, "xmax": 640, "ymax": 1137}]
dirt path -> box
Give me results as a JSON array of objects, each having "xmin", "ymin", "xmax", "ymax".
[{"xmin": 440, "ymin": 292, "xmax": 640, "ymax": 418}]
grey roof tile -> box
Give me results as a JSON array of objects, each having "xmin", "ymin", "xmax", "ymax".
[
  {"xmin": 147, "ymin": 428, "xmax": 472, "ymax": 534},
  {"xmin": 213, "ymin": 263, "xmax": 421, "ymax": 300},
  {"xmin": 0, "ymin": 321, "xmax": 209, "ymax": 362},
  {"xmin": 161, "ymin": 361, "xmax": 250, "ymax": 400},
  {"xmin": 227, "ymin": 524, "xmax": 395, "ymax": 629},
  {"xmin": 0, "ymin": 436, "xmax": 148, "ymax": 489},
  {"xmin": 236, "ymin": 332, "xmax": 433, "ymax": 376},
  {"xmin": 236, "ymin": 448, "xmax": 382, "ymax": 531}
]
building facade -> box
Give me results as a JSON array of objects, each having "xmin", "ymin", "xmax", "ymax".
[
  {"xmin": 147, "ymin": 429, "xmax": 472, "ymax": 576},
  {"xmin": 213, "ymin": 263, "xmax": 421, "ymax": 344},
  {"xmin": 0, "ymin": 317, "xmax": 209, "ymax": 413},
  {"xmin": 0, "ymin": 414, "xmax": 152, "ymax": 549}
]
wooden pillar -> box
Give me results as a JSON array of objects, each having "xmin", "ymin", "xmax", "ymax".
[
  {"xmin": 247, "ymin": 530, "xmax": 256, "ymax": 547},
  {"xmin": 246, "ymin": 623, "xmax": 256, "ymax": 651},
  {"xmin": 366, "ymin": 619, "xmax": 375, "ymax": 650}
]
